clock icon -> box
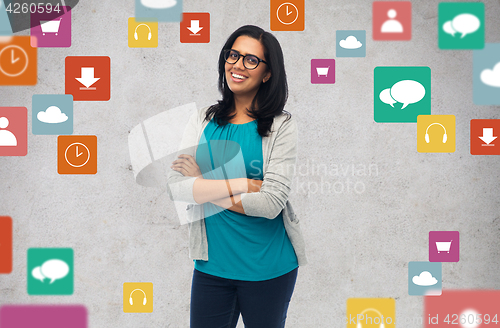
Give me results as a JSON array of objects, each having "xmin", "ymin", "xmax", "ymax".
[
  {"xmin": 64, "ymin": 142, "xmax": 90, "ymax": 167},
  {"xmin": 0, "ymin": 45, "xmax": 29, "ymax": 77},
  {"xmin": 276, "ymin": 2, "xmax": 299, "ymax": 25}
]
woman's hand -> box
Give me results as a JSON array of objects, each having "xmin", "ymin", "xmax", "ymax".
[
  {"xmin": 247, "ymin": 179, "xmax": 262, "ymax": 193},
  {"xmin": 171, "ymin": 154, "xmax": 203, "ymax": 178}
]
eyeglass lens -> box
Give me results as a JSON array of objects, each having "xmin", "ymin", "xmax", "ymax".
[{"xmin": 225, "ymin": 50, "xmax": 260, "ymax": 69}]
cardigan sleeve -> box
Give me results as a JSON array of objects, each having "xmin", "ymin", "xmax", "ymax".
[
  {"xmin": 166, "ymin": 108, "xmax": 202, "ymax": 204},
  {"xmin": 240, "ymin": 115, "xmax": 297, "ymax": 219}
]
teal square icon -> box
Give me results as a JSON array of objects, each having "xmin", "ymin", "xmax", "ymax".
[
  {"xmin": 408, "ymin": 261, "xmax": 442, "ymax": 296},
  {"xmin": 438, "ymin": 2, "xmax": 484, "ymax": 50},
  {"xmin": 32, "ymin": 95, "xmax": 73, "ymax": 135},
  {"xmin": 374, "ymin": 66, "xmax": 431, "ymax": 123},
  {"xmin": 27, "ymin": 248, "xmax": 74, "ymax": 295},
  {"xmin": 336, "ymin": 30, "xmax": 366, "ymax": 57},
  {"xmin": 473, "ymin": 43, "xmax": 500, "ymax": 105},
  {"xmin": 135, "ymin": 0, "xmax": 182, "ymax": 22}
]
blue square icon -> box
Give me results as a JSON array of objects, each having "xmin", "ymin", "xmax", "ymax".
[
  {"xmin": 0, "ymin": 0, "xmax": 12, "ymax": 36},
  {"xmin": 408, "ymin": 261, "xmax": 442, "ymax": 296},
  {"xmin": 135, "ymin": 0, "xmax": 182, "ymax": 22},
  {"xmin": 32, "ymin": 95, "xmax": 73, "ymax": 135},
  {"xmin": 336, "ymin": 30, "xmax": 366, "ymax": 57},
  {"xmin": 473, "ymin": 43, "xmax": 500, "ymax": 105}
]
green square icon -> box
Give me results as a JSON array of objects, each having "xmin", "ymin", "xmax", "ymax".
[
  {"xmin": 438, "ymin": 2, "xmax": 484, "ymax": 50},
  {"xmin": 374, "ymin": 66, "xmax": 431, "ymax": 123},
  {"xmin": 27, "ymin": 248, "xmax": 74, "ymax": 295}
]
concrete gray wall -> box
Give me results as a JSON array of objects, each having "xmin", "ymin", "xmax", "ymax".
[{"xmin": 1, "ymin": 0, "xmax": 499, "ymax": 327}]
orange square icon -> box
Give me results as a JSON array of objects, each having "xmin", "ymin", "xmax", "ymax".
[
  {"xmin": 180, "ymin": 13, "xmax": 210, "ymax": 43},
  {"xmin": 65, "ymin": 56, "xmax": 110, "ymax": 101},
  {"xmin": 270, "ymin": 0, "xmax": 304, "ymax": 31},
  {"xmin": 0, "ymin": 216, "xmax": 13, "ymax": 274},
  {"xmin": 0, "ymin": 36, "xmax": 37, "ymax": 85},
  {"xmin": 58, "ymin": 135, "xmax": 97, "ymax": 174}
]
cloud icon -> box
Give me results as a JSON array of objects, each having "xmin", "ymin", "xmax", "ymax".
[
  {"xmin": 339, "ymin": 36, "xmax": 362, "ymax": 49},
  {"xmin": 37, "ymin": 106, "xmax": 68, "ymax": 124},
  {"xmin": 480, "ymin": 62, "xmax": 500, "ymax": 87},
  {"xmin": 412, "ymin": 271, "xmax": 438, "ymax": 286},
  {"xmin": 141, "ymin": 0, "xmax": 176, "ymax": 9}
]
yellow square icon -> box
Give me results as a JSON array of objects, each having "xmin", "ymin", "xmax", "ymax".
[
  {"xmin": 347, "ymin": 298, "xmax": 395, "ymax": 328},
  {"xmin": 417, "ymin": 115, "xmax": 456, "ymax": 153},
  {"xmin": 128, "ymin": 18, "xmax": 158, "ymax": 48},
  {"xmin": 123, "ymin": 282, "xmax": 153, "ymax": 313}
]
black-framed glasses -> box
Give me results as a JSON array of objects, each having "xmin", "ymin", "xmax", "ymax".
[{"xmin": 223, "ymin": 49, "xmax": 268, "ymax": 70}]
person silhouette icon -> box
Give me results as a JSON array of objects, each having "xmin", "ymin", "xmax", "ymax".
[
  {"xmin": 0, "ymin": 117, "xmax": 17, "ymax": 146},
  {"xmin": 381, "ymin": 9, "xmax": 404, "ymax": 33}
]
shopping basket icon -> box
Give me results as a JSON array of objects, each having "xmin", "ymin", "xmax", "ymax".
[
  {"xmin": 435, "ymin": 241, "xmax": 452, "ymax": 253},
  {"xmin": 40, "ymin": 18, "xmax": 62, "ymax": 36},
  {"xmin": 316, "ymin": 66, "xmax": 330, "ymax": 77}
]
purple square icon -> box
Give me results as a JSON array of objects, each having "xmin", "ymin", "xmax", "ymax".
[
  {"xmin": 311, "ymin": 59, "xmax": 335, "ymax": 84},
  {"xmin": 0, "ymin": 305, "xmax": 87, "ymax": 328},
  {"xmin": 30, "ymin": 6, "xmax": 71, "ymax": 48},
  {"xmin": 429, "ymin": 231, "xmax": 459, "ymax": 262}
]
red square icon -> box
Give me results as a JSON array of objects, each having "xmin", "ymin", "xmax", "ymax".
[
  {"xmin": 373, "ymin": 1, "xmax": 412, "ymax": 41},
  {"xmin": 65, "ymin": 56, "xmax": 110, "ymax": 101},
  {"xmin": 471, "ymin": 119, "xmax": 500, "ymax": 155},
  {"xmin": 425, "ymin": 290, "xmax": 500, "ymax": 327},
  {"xmin": 0, "ymin": 107, "xmax": 27, "ymax": 156},
  {"xmin": 180, "ymin": 13, "xmax": 210, "ymax": 43},
  {"xmin": 58, "ymin": 135, "xmax": 97, "ymax": 174},
  {"xmin": 0, "ymin": 216, "xmax": 12, "ymax": 274}
]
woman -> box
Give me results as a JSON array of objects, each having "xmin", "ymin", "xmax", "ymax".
[{"xmin": 167, "ymin": 25, "xmax": 307, "ymax": 328}]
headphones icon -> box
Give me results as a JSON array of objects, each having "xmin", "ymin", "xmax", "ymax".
[
  {"xmin": 134, "ymin": 24, "xmax": 152, "ymax": 41},
  {"xmin": 129, "ymin": 289, "xmax": 147, "ymax": 305},
  {"xmin": 425, "ymin": 123, "xmax": 447, "ymax": 143},
  {"xmin": 356, "ymin": 308, "xmax": 386, "ymax": 328}
]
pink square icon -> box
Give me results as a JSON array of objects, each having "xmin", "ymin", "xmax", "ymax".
[
  {"xmin": 373, "ymin": 1, "xmax": 411, "ymax": 41},
  {"xmin": 429, "ymin": 231, "xmax": 459, "ymax": 262},
  {"xmin": 0, "ymin": 305, "xmax": 87, "ymax": 328},
  {"xmin": 30, "ymin": 6, "xmax": 71, "ymax": 48},
  {"xmin": 0, "ymin": 107, "xmax": 27, "ymax": 156},
  {"xmin": 311, "ymin": 59, "xmax": 335, "ymax": 84}
]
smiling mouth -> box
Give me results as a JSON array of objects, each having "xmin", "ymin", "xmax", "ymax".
[{"xmin": 231, "ymin": 72, "xmax": 247, "ymax": 80}]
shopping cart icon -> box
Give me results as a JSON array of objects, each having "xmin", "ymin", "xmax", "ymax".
[
  {"xmin": 316, "ymin": 66, "xmax": 330, "ymax": 77},
  {"xmin": 40, "ymin": 18, "xmax": 62, "ymax": 36},
  {"xmin": 435, "ymin": 241, "xmax": 452, "ymax": 253}
]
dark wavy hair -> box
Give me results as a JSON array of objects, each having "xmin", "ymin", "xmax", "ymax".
[{"xmin": 203, "ymin": 25, "xmax": 290, "ymax": 137}]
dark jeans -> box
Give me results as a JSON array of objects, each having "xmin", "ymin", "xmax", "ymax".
[{"xmin": 190, "ymin": 267, "xmax": 298, "ymax": 328}]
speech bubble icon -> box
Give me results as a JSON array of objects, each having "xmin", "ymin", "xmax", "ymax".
[
  {"xmin": 390, "ymin": 80, "xmax": 426, "ymax": 109},
  {"xmin": 451, "ymin": 13, "xmax": 480, "ymax": 38},
  {"xmin": 379, "ymin": 88, "xmax": 397, "ymax": 107},
  {"xmin": 31, "ymin": 266, "xmax": 46, "ymax": 283},
  {"xmin": 443, "ymin": 21, "xmax": 456, "ymax": 36},
  {"xmin": 40, "ymin": 259, "xmax": 69, "ymax": 284}
]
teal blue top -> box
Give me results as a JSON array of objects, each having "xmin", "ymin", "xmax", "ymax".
[{"xmin": 194, "ymin": 118, "xmax": 298, "ymax": 281}]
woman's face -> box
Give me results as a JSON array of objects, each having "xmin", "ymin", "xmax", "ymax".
[{"xmin": 225, "ymin": 35, "xmax": 271, "ymax": 99}]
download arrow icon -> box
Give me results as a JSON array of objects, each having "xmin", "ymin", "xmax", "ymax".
[
  {"xmin": 479, "ymin": 128, "xmax": 497, "ymax": 146},
  {"xmin": 76, "ymin": 67, "xmax": 100, "ymax": 89},
  {"xmin": 187, "ymin": 20, "xmax": 203, "ymax": 35}
]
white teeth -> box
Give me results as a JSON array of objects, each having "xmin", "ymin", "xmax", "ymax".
[{"xmin": 232, "ymin": 73, "xmax": 247, "ymax": 79}]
